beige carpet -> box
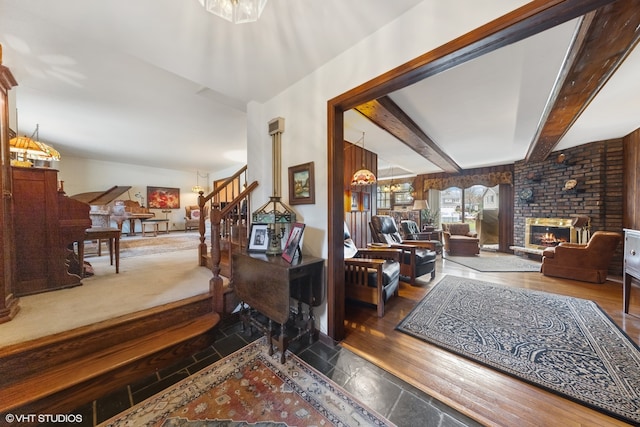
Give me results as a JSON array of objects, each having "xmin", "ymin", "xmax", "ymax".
[{"xmin": 0, "ymin": 237, "xmax": 215, "ymax": 348}]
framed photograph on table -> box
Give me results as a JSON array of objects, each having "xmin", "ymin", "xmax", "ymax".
[
  {"xmin": 288, "ymin": 162, "xmax": 315, "ymax": 205},
  {"xmin": 248, "ymin": 223, "xmax": 269, "ymax": 253},
  {"xmin": 282, "ymin": 223, "xmax": 305, "ymax": 263}
]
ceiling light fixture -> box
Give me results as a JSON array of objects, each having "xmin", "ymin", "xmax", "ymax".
[
  {"xmin": 192, "ymin": 171, "xmax": 206, "ymax": 194},
  {"xmin": 350, "ymin": 132, "xmax": 377, "ymax": 186},
  {"xmin": 199, "ymin": 0, "xmax": 268, "ymax": 24}
]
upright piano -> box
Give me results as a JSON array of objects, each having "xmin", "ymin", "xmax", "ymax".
[
  {"xmin": 71, "ymin": 185, "xmax": 154, "ymax": 235},
  {"xmin": 12, "ymin": 167, "xmax": 92, "ymax": 296}
]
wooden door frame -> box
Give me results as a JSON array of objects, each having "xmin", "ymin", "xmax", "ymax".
[{"xmin": 326, "ymin": 0, "xmax": 614, "ymax": 340}]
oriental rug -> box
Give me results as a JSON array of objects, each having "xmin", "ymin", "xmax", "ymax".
[
  {"xmin": 396, "ymin": 275, "xmax": 640, "ymax": 425},
  {"xmin": 444, "ymin": 253, "xmax": 540, "ymax": 272},
  {"xmin": 100, "ymin": 337, "xmax": 393, "ymax": 427},
  {"xmin": 118, "ymin": 233, "xmax": 201, "ymax": 258}
]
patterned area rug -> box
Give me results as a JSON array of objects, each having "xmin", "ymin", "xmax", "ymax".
[
  {"xmin": 397, "ymin": 276, "xmax": 640, "ymax": 424},
  {"xmin": 444, "ymin": 254, "xmax": 540, "ymax": 272},
  {"xmin": 100, "ymin": 337, "xmax": 393, "ymax": 426},
  {"xmin": 117, "ymin": 234, "xmax": 201, "ymax": 258}
]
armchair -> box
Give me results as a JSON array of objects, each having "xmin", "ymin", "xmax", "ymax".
[
  {"xmin": 369, "ymin": 215, "xmax": 437, "ymax": 285},
  {"xmin": 344, "ymin": 223, "xmax": 402, "ymax": 317},
  {"xmin": 541, "ymin": 231, "xmax": 622, "ymax": 283},
  {"xmin": 184, "ymin": 205, "xmax": 209, "ymax": 232},
  {"xmin": 400, "ymin": 219, "xmax": 443, "ymax": 253},
  {"xmin": 442, "ymin": 223, "xmax": 480, "ymax": 256}
]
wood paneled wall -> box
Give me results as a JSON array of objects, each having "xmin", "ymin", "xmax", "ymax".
[{"xmin": 344, "ymin": 141, "xmax": 377, "ymax": 248}]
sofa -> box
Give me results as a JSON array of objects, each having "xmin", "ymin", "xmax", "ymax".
[
  {"xmin": 442, "ymin": 223, "xmax": 480, "ymax": 256},
  {"xmin": 540, "ymin": 230, "xmax": 622, "ymax": 283}
]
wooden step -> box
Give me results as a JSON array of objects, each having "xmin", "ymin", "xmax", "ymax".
[{"xmin": 0, "ymin": 296, "xmax": 220, "ymax": 414}]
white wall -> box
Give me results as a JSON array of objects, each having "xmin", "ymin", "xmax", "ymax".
[
  {"xmin": 247, "ymin": 0, "xmax": 529, "ymax": 334},
  {"xmin": 58, "ymin": 155, "xmax": 216, "ymax": 231}
]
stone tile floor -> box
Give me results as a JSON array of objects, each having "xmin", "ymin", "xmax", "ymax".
[{"xmin": 64, "ymin": 316, "xmax": 481, "ymax": 427}]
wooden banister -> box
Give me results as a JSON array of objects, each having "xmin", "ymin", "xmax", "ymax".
[{"xmin": 195, "ymin": 166, "xmax": 258, "ymax": 315}]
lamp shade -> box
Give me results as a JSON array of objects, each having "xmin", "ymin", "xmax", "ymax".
[
  {"xmin": 351, "ymin": 168, "xmax": 377, "ymax": 186},
  {"xmin": 412, "ymin": 200, "xmax": 429, "ymax": 211}
]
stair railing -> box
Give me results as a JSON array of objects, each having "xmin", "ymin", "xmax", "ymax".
[{"xmin": 197, "ymin": 166, "xmax": 258, "ymax": 313}]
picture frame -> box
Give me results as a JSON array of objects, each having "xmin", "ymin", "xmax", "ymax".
[
  {"xmin": 350, "ymin": 191, "xmax": 359, "ymax": 211},
  {"xmin": 147, "ymin": 186, "xmax": 180, "ymax": 209},
  {"xmin": 362, "ymin": 192, "xmax": 371, "ymax": 211},
  {"xmin": 282, "ymin": 222, "xmax": 305, "ymax": 263},
  {"xmin": 288, "ymin": 162, "xmax": 315, "ymax": 205},
  {"xmin": 248, "ymin": 223, "xmax": 270, "ymax": 252}
]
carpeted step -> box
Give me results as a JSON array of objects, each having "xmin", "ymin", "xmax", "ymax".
[{"xmin": 0, "ymin": 308, "xmax": 220, "ymax": 415}]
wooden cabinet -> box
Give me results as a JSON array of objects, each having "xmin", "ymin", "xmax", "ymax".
[
  {"xmin": 232, "ymin": 253, "xmax": 324, "ymax": 362},
  {"xmin": 0, "ymin": 59, "xmax": 19, "ymax": 322},
  {"xmin": 12, "ymin": 167, "xmax": 91, "ymax": 296},
  {"xmin": 624, "ymin": 229, "xmax": 640, "ymax": 313}
]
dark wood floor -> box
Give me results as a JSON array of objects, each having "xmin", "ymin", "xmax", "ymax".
[{"xmin": 341, "ymin": 252, "xmax": 640, "ymax": 427}]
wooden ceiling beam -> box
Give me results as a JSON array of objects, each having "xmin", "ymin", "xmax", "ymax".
[
  {"xmin": 526, "ymin": 0, "xmax": 640, "ymax": 162},
  {"xmin": 354, "ymin": 95, "xmax": 462, "ymax": 173}
]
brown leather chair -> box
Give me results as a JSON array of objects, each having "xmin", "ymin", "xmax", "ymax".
[
  {"xmin": 541, "ymin": 230, "xmax": 622, "ymax": 283},
  {"xmin": 370, "ymin": 215, "xmax": 436, "ymax": 285},
  {"xmin": 184, "ymin": 205, "xmax": 209, "ymax": 232},
  {"xmin": 442, "ymin": 223, "xmax": 480, "ymax": 256},
  {"xmin": 344, "ymin": 223, "xmax": 401, "ymax": 317}
]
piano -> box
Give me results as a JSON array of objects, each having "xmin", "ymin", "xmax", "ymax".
[
  {"xmin": 71, "ymin": 185, "xmax": 154, "ymax": 235},
  {"xmin": 12, "ymin": 167, "xmax": 92, "ymax": 296}
]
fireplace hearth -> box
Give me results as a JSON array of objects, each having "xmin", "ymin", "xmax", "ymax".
[{"xmin": 525, "ymin": 218, "xmax": 576, "ymax": 250}]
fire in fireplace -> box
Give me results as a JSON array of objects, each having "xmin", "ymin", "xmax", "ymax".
[{"xmin": 525, "ymin": 218, "xmax": 576, "ymax": 250}]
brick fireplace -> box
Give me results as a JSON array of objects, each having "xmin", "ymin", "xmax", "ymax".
[{"xmin": 525, "ymin": 218, "xmax": 576, "ymax": 250}]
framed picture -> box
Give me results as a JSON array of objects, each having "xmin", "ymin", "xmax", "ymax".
[
  {"xmin": 248, "ymin": 223, "xmax": 270, "ymax": 252},
  {"xmin": 282, "ymin": 223, "xmax": 305, "ymax": 263},
  {"xmin": 288, "ymin": 162, "xmax": 315, "ymax": 205},
  {"xmin": 350, "ymin": 191, "xmax": 359, "ymax": 211},
  {"xmin": 147, "ymin": 186, "xmax": 180, "ymax": 209},
  {"xmin": 362, "ymin": 192, "xmax": 371, "ymax": 211}
]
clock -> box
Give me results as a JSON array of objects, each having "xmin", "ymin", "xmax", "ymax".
[{"xmin": 519, "ymin": 188, "xmax": 534, "ymax": 202}]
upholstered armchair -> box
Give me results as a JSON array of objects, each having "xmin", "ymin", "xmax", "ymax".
[
  {"xmin": 369, "ymin": 215, "xmax": 437, "ymax": 285},
  {"xmin": 344, "ymin": 223, "xmax": 402, "ymax": 317},
  {"xmin": 400, "ymin": 219, "xmax": 443, "ymax": 253},
  {"xmin": 541, "ymin": 231, "xmax": 622, "ymax": 283},
  {"xmin": 442, "ymin": 223, "xmax": 480, "ymax": 256},
  {"xmin": 184, "ymin": 205, "xmax": 209, "ymax": 232}
]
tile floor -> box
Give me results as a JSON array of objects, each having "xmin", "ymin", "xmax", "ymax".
[{"xmin": 63, "ymin": 316, "xmax": 482, "ymax": 427}]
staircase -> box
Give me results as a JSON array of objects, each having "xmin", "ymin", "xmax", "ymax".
[{"xmin": 195, "ymin": 165, "xmax": 259, "ymax": 315}]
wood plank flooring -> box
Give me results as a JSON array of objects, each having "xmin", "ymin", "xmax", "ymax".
[{"xmin": 341, "ymin": 252, "xmax": 640, "ymax": 427}]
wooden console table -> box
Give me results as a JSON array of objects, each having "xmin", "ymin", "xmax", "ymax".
[
  {"xmin": 232, "ymin": 253, "xmax": 324, "ymax": 363},
  {"xmin": 80, "ymin": 227, "xmax": 121, "ymax": 277},
  {"xmin": 623, "ymin": 229, "xmax": 640, "ymax": 313}
]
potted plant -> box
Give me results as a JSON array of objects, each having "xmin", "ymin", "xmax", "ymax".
[{"xmin": 421, "ymin": 208, "xmax": 439, "ymax": 231}]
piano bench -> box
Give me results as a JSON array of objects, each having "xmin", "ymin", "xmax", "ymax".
[{"xmin": 142, "ymin": 219, "xmax": 170, "ymax": 236}]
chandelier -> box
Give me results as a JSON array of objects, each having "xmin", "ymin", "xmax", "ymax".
[
  {"xmin": 350, "ymin": 132, "xmax": 377, "ymax": 186},
  {"xmin": 199, "ymin": 0, "xmax": 268, "ymax": 24}
]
